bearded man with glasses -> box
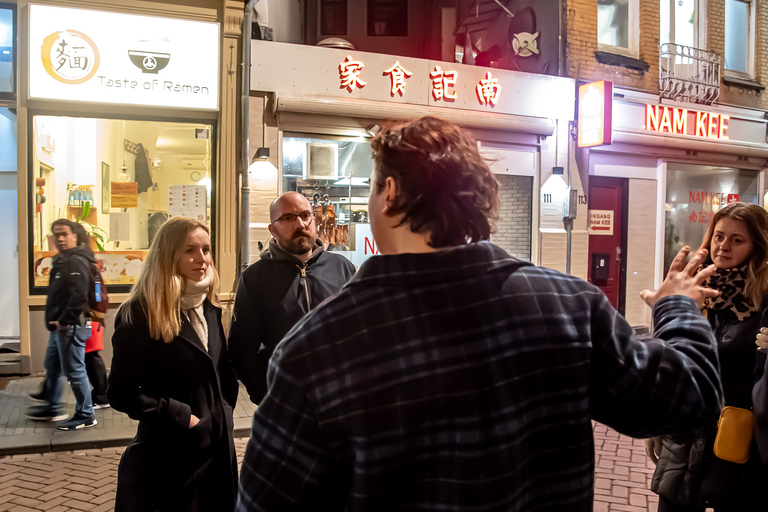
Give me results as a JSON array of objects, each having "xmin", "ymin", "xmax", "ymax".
[{"xmin": 229, "ymin": 191, "xmax": 356, "ymax": 404}]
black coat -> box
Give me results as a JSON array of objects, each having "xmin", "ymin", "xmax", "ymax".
[
  {"xmin": 108, "ymin": 300, "xmax": 239, "ymax": 512},
  {"xmin": 45, "ymin": 245, "xmax": 96, "ymax": 329},
  {"xmin": 228, "ymin": 240, "xmax": 355, "ymax": 403},
  {"xmin": 651, "ymin": 307, "xmax": 768, "ymax": 509}
]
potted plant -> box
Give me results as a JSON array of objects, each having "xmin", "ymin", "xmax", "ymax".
[{"xmin": 75, "ymin": 201, "xmax": 109, "ymax": 251}]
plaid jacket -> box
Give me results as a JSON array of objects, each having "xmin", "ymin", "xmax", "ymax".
[{"xmin": 236, "ymin": 242, "xmax": 722, "ymax": 512}]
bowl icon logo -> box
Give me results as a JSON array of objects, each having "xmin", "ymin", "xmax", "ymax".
[
  {"xmin": 41, "ymin": 30, "xmax": 100, "ymax": 84},
  {"xmin": 128, "ymin": 50, "xmax": 170, "ymax": 74}
]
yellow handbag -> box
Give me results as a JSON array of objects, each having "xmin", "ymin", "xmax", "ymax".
[{"xmin": 713, "ymin": 406, "xmax": 754, "ymax": 464}]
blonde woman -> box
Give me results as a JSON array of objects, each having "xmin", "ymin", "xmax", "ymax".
[
  {"xmin": 645, "ymin": 202, "xmax": 768, "ymax": 511},
  {"xmin": 108, "ymin": 217, "xmax": 238, "ymax": 512}
]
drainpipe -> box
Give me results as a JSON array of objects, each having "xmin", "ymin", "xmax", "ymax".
[{"xmin": 240, "ymin": 0, "xmax": 259, "ymax": 275}]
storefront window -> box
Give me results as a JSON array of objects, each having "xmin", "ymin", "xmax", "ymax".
[
  {"xmin": 664, "ymin": 164, "xmax": 758, "ymax": 272},
  {"xmin": 282, "ymin": 133, "xmax": 374, "ymax": 267},
  {"xmin": 31, "ymin": 115, "xmax": 214, "ymax": 292},
  {"xmin": 0, "ymin": 3, "xmax": 15, "ymax": 98}
]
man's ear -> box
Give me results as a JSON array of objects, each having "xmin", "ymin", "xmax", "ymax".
[
  {"xmin": 383, "ymin": 176, "xmax": 398, "ymax": 215},
  {"xmin": 267, "ymin": 223, "xmax": 277, "ymax": 238}
]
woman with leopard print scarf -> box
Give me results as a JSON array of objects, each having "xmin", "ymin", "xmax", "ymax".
[{"xmin": 645, "ymin": 202, "xmax": 768, "ymax": 512}]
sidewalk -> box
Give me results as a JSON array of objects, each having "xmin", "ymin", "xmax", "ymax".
[{"xmin": 0, "ymin": 377, "xmax": 257, "ymax": 456}]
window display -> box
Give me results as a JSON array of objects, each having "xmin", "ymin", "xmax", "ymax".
[
  {"xmin": 664, "ymin": 164, "xmax": 758, "ymax": 273},
  {"xmin": 282, "ymin": 133, "xmax": 374, "ymax": 266},
  {"xmin": 31, "ymin": 115, "xmax": 214, "ymax": 291}
]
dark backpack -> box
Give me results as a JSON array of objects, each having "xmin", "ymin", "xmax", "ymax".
[{"xmin": 88, "ymin": 262, "xmax": 109, "ymax": 324}]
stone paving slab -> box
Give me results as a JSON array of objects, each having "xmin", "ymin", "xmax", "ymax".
[{"xmin": 0, "ymin": 377, "xmax": 254, "ymax": 456}]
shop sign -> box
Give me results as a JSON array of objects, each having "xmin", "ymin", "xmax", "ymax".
[
  {"xmin": 588, "ymin": 209, "xmax": 613, "ymax": 235},
  {"xmin": 252, "ymin": 42, "xmax": 575, "ymax": 121},
  {"xmin": 577, "ymin": 80, "xmax": 613, "ymax": 148},
  {"xmin": 645, "ymin": 105, "xmax": 729, "ymax": 139},
  {"xmin": 110, "ymin": 182, "xmax": 138, "ymax": 208},
  {"xmin": 687, "ymin": 191, "xmax": 739, "ymax": 224},
  {"xmin": 29, "ymin": 4, "xmax": 219, "ymax": 110}
]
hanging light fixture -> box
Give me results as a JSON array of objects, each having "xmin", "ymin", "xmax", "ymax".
[{"xmin": 248, "ymin": 147, "xmax": 278, "ymax": 180}]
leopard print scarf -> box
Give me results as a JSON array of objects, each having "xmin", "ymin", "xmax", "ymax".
[{"xmin": 700, "ymin": 266, "xmax": 758, "ymax": 322}]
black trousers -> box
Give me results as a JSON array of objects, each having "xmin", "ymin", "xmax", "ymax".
[{"xmin": 85, "ymin": 351, "xmax": 108, "ymax": 405}]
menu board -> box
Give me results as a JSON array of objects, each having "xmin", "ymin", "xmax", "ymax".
[
  {"xmin": 33, "ymin": 250, "xmax": 149, "ymax": 286},
  {"xmin": 168, "ymin": 185, "xmax": 207, "ymax": 222}
]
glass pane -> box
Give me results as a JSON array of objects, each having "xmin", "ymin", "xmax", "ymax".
[
  {"xmin": 321, "ymin": 0, "xmax": 347, "ymax": 36},
  {"xmin": 368, "ymin": 0, "xmax": 408, "ymax": 37},
  {"xmin": 31, "ymin": 115, "xmax": 214, "ymax": 289},
  {"xmin": 0, "ymin": 108, "xmax": 18, "ymax": 337},
  {"xmin": 281, "ymin": 134, "xmax": 374, "ymax": 267},
  {"xmin": 674, "ymin": 0, "xmax": 695, "ymax": 47},
  {"xmin": 664, "ymin": 164, "xmax": 758, "ymax": 273},
  {"xmin": 598, "ymin": 0, "xmax": 629, "ymax": 48},
  {"xmin": 0, "ymin": 6, "xmax": 13, "ymax": 94},
  {"xmin": 724, "ymin": 0, "xmax": 748, "ymax": 72},
  {"xmin": 660, "ymin": 0, "xmax": 671, "ymax": 44}
]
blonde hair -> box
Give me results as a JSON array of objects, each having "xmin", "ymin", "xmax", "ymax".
[
  {"xmin": 699, "ymin": 202, "xmax": 768, "ymax": 308},
  {"xmin": 119, "ymin": 217, "xmax": 219, "ymax": 342}
]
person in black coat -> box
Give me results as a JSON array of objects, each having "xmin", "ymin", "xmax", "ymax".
[
  {"xmin": 644, "ymin": 202, "xmax": 768, "ymax": 511},
  {"xmin": 108, "ymin": 217, "xmax": 238, "ymax": 512}
]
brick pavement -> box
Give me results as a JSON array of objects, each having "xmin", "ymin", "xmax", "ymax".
[{"xmin": 0, "ymin": 425, "xmax": 661, "ymax": 511}]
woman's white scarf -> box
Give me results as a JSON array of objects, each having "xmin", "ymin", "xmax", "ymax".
[{"xmin": 180, "ymin": 266, "xmax": 213, "ymax": 351}]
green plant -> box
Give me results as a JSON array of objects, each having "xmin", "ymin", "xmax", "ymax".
[{"xmin": 76, "ymin": 201, "xmax": 109, "ymax": 251}]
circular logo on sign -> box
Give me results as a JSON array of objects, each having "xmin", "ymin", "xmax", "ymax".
[
  {"xmin": 41, "ymin": 30, "xmax": 100, "ymax": 85},
  {"xmin": 142, "ymin": 56, "xmax": 157, "ymax": 70}
]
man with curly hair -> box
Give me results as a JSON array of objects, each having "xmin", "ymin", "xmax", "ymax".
[{"xmin": 237, "ymin": 116, "xmax": 724, "ymax": 511}]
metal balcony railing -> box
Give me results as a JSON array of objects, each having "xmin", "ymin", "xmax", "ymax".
[{"xmin": 659, "ymin": 43, "xmax": 720, "ymax": 105}]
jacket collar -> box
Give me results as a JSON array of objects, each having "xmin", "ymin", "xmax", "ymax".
[
  {"xmin": 262, "ymin": 238, "xmax": 324, "ymax": 266},
  {"xmin": 348, "ymin": 242, "xmax": 532, "ymax": 287},
  {"xmin": 177, "ymin": 300, "xmax": 220, "ymax": 358}
]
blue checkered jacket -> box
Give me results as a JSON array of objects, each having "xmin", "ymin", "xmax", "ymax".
[{"xmin": 236, "ymin": 242, "xmax": 722, "ymax": 512}]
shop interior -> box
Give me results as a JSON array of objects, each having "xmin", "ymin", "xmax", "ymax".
[
  {"xmin": 281, "ymin": 133, "xmax": 373, "ymax": 265},
  {"xmin": 31, "ymin": 115, "xmax": 213, "ymax": 289}
]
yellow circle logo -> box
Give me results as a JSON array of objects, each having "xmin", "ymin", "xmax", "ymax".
[{"xmin": 41, "ymin": 30, "xmax": 100, "ymax": 85}]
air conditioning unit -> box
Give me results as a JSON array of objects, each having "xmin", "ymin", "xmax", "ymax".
[
  {"xmin": 182, "ymin": 156, "xmax": 208, "ymax": 170},
  {"xmin": 305, "ymin": 143, "xmax": 338, "ymax": 180}
]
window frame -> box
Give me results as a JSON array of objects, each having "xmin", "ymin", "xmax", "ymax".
[
  {"xmin": 597, "ymin": 0, "xmax": 640, "ymax": 58},
  {"xmin": 723, "ymin": 0, "xmax": 756, "ymax": 79},
  {"xmin": 27, "ymin": 111, "xmax": 218, "ymax": 296},
  {"xmin": 659, "ymin": 0, "xmax": 705, "ymax": 49},
  {"xmin": 0, "ymin": 2, "xmax": 16, "ymax": 101}
]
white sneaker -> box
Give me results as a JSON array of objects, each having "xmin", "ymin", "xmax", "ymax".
[{"xmin": 93, "ymin": 403, "xmax": 111, "ymax": 410}]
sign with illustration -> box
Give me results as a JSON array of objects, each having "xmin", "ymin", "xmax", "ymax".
[
  {"xmin": 33, "ymin": 250, "xmax": 148, "ymax": 286},
  {"xmin": 168, "ymin": 185, "xmax": 207, "ymax": 222},
  {"xmin": 29, "ymin": 4, "xmax": 219, "ymax": 109}
]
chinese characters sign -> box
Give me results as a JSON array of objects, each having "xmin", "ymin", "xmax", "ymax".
[
  {"xmin": 336, "ymin": 55, "xmax": 503, "ymax": 107},
  {"xmin": 645, "ymin": 104, "xmax": 730, "ymax": 139},
  {"xmin": 687, "ymin": 191, "xmax": 739, "ymax": 224},
  {"xmin": 41, "ymin": 30, "xmax": 99, "ymax": 85}
]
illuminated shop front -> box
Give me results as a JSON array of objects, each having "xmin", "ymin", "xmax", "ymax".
[
  {"xmin": 576, "ymin": 86, "xmax": 768, "ymax": 329},
  {"xmin": 15, "ymin": 1, "xmax": 243, "ymax": 374},
  {"xmin": 249, "ymin": 40, "xmax": 575, "ymax": 269}
]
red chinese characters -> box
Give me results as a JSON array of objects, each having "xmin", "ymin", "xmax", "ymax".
[
  {"xmin": 383, "ymin": 61, "xmax": 412, "ymax": 96},
  {"xmin": 429, "ymin": 65, "xmax": 457, "ymax": 101},
  {"xmin": 339, "ymin": 56, "xmax": 366, "ymax": 92},
  {"xmin": 476, "ymin": 72, "xmax": 501, "ymax": 106}
]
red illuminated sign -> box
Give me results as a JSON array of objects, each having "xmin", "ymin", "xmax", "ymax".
[
  {"xmin": 577, "ymin": 80, "xmax": 613, "ymax": 148},
  {"xmin": 383, "ymin": 61, "xmax": 412, "ymax": 96},
  {"xmin": 476, "ymin": 72, "xmax": 501, "ymax": 106},
  {"xmin": 429, "ymin": 65, "xmax": 457, "ymax": 101},
  {"xmin": 339, "ymin": 56, "xmax": 366, "ymax": 92},
  {"xmin": 645, "ymin": 104, "xmax": 729, "ymax": 139}
]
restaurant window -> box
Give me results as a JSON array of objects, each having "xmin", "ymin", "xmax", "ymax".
[
  {"xmin": 367, "ymin": 0, "xmax": 408, "ymax": 37},
  {"xmin": 321, "ymin": 0, "xmax": 348, "ymax": 36},
  {"xmin": 31, "ymin": 115, "xmax": 214, "ymax": 293},
  {"xmin": 597, "ymin": 0, "xmax": 638, "ymax": 56},
  {"xmin": 0, "ymin": 2, "xmax": 15, "ymax": 99},
  {"xmin": 664, "ymin": 164, "xmax": 758, "ymax": 273},
  {"xmin": 281, "ymin": 133, "xmax": 374, "ymax": 267}
]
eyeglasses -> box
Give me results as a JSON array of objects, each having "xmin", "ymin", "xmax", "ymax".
[{"xmin": 272, "ymin": 212, "xmax": 314, "ymax": 224}]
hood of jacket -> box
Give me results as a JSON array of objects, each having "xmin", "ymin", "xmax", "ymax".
[
  {"xmin": 260, "ymin": 238, "xmax": 324, "ymax": 265},
  {"xmin": 57, "ymin": 243, "xmax": 97, "ymax": 265}
]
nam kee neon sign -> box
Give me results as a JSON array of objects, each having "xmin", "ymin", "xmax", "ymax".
[{"xmin": 645, "ymin": 104, "xmax": 729, "ymax": 140}]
